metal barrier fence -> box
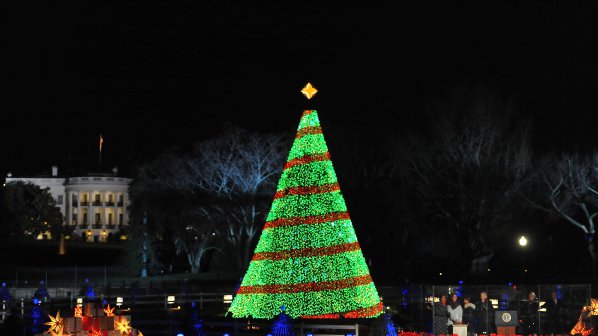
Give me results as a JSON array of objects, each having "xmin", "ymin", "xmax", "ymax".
[
  {"xmin": 0, "ymin": 266, "xmax": 126, "ymax": 289},
  {"xmin": 380, "ymin": 283, "xmax": 592, "ymax": 335},
  {"xmin": 1, "ymin": 281, "xmax": 593, "ymax": 335}
]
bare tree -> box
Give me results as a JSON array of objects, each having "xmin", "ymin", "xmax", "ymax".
[
  {"xmin": 395, "ymin": 85, "xmax": 534, "ymax": 276},
  {"xmin": 541, "ymin": 153, "xmax": 598, "ymax": 280},
  {"xmin": 129, "ymin": 128, "xmax": 286, "ymax": 275},
  {"xmin": 179, "ymin": 127, "xmax": 287, "ymax": 271}
]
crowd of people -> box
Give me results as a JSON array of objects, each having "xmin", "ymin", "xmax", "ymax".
[{"xmin": 433, "ymin": 290, "xmax": 567, "ymax": 336}]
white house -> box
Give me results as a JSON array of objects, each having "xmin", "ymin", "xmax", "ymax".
[{"xmin": 4, "ymin": 166, "xmax": 132, "ymax": 243}]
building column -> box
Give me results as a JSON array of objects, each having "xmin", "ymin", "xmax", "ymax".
[
  {"xmin": 122, "ymin": 193, "xmax": 128, "ymax": 227},
  {"xmin": 101, "ymin": 192, "xmax": 106, "ymax": 230},
  {"xmin": 88, "ymin": 192, "xmax": 93, "ymax": 233},
  {"xmin": 113, "ymin": 193, "xmax": 118, "ymax": 231},
  {"xmin": 65, "ymin": 192, "xmax": 71, "ymax": 228}
]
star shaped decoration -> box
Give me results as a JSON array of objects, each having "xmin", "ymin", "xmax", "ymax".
[
  {"xmin": 588, "ymin": 298, "xmax": 598, "ymax": 316},
  {"xmin": 301, "ymin": 83, "xmax": 318, "ymax": 99},
  {"xmin": 74, "ymin": 305, "xmax": 82, "ymax": 318},
  {"xmin": 45, "ymin": 311, "xmax": 63, "ymax": 334},
  {"xmin": 49, "ymin": 331, "xmax": 71, "ymax": 336},
  {"xmin": 91, "ymin": 329, "xmax": 102, "ymax": 336},
  {"xmin": 104, "ymin": 304, "xmax": 116, "ymax": 317},
  {"xmin": 115, "ymin": 319, "xmax": 132, "ymax": 335}
]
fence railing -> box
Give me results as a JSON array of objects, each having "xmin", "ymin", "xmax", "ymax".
[{"xmin": 380, "ymin": 283, "xmax": 592, "ymax": 335}]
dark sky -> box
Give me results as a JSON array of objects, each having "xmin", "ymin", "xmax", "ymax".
[{"xmin": 3, "ymin": 1, "xmax": 598, "ymax": 176}]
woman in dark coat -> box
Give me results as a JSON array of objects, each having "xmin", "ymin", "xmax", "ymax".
[
  {"xmin": 433, "ymin": 294, "xmax": 449, "ymax": 335},
  {"xmin": 462, "ymin": 295, "xmax": 477, "ymax": 335}
]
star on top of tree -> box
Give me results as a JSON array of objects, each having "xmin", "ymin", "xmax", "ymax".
[{"xmin": 301, "ymin": 83, "xmax": 318, "ymax": 99}]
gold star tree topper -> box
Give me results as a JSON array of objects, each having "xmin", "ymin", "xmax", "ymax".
[{"xmin": 301, "ymin": 82, "xmax": 318, "ymax": 99}]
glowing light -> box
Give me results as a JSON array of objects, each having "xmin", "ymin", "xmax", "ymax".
[
  {"xmin": 115, "ymin": 319, "xmax": 132, "ymax": 334},
  {"xmin": 519, "ymin": 235, "xmax": 528, "ymax": 247},
  {"xmin": 45, "ymin": 311, "xmax": 63, "ymax": 334},
  {"xmin": 103, "ymin": 304, "xmax": 115, "ymax": 317},
  {"xmin": 228, "ymin": 110, "xmax": 381, "ymax": 319},
  {"xmin": 588, "ymin": 298, "xmax": 598, "ymax": 316},
  {"xmin": 301, "ymin": 83, "xmax": 318, "ymax": 99},
  {"xmin": 116, "ymin": 297, "xmax": 124, "ymax": 307},
  {"xmin": 74, "ymin": 305, "xmax": 82, "ymax": 318}
]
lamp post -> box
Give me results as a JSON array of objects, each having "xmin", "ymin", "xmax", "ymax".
[{"xmin": 518, "ymin": 235, "xmax": 528, "ymax": 281}]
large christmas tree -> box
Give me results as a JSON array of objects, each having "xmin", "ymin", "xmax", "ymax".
[{"xmin": 228, "ymin": 84, "xmax": 382, "ymax": 319}]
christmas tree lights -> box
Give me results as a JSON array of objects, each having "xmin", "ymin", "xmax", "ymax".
[{"xmin": 228, "ymin": 107, "xmax": 382, "ymax": 319}]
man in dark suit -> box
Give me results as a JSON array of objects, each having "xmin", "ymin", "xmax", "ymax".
[
  {"xmin": 543, "ymin": 291, "xmax": 564, "ymax": 335},
  {"xmin": 475, "ymin": 291, "xmax": 496, "ymax": 335},
  {"xmin": 520, "ymin": 291, "xmax": 540, "ymax": 335}
]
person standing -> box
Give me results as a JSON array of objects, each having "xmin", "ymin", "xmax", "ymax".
[
  {"xmin": 434, "ymin": 294, "xmax": 449, "ymax": 335},
  {"xmin": 462, "ymin": 295, "xmax": 477, "ymax": 335},
  {"xmin": 543, "ymin": 291, "xmax": 564, "ymax": 335},
  {"xmin": 520, "ymin": 291, "xmax": 539, "ymax": 335},
  {"xmin": 447, "ymin": 292, "xmax": 463, "ymax": 333},
  {"xmin": 475, "ymin": 291, "xmax": 495, "ymax": 335}
]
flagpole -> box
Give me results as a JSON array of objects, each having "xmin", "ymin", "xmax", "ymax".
[{"xmin": 99, "ymin": 134, "xmax": 103, "ymax": 165}]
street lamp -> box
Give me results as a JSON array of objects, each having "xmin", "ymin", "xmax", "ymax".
[{"xmin": 518, "ymin": 235, "xmax": 528, "ymax": 281}]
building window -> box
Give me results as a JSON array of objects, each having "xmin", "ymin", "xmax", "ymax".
[
  {"xmin": 81, "ymin": 193, "xmax": 89, "ymax": 206},
  {"xmin": 95, "ymin": 213, "xmax": 101, "ymax": 225},
  {"xmin": 56, "ymin": 195, "xmax": 63, "ymax": 205},
  {"xmin": 118, "ymin": 213, "xmax": 123, "ymax": 225},
  {"xmin": 108, "ymin": 213, "xmax": 113, "ymax": 225},
  {"xmin": 82, "ymin": 213, "xmax": 88, "ymax": 224},
  {"xmin": 71, "ymin": 214, "xmax": 77, "ymax": 225}
]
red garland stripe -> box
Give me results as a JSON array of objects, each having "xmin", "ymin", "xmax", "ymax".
[
  {"xmin": 284, "ymin": 152, "xmax": 331, "ymax": 170},
  {"xmin": 264, "ymin": 211, "xmax": 350, "ymax": 229},
  {"xmin": 295, "ymin": 126, "xmax": 323, "ymax": 139},
  {"xmin": 252, "ymin": 241, "xmax": 361, "ymax": 261},
  {"xmin": 343, "ymin": 302, "xmax": 384, "ymax": 318},
  {"xmin": 273, "ymin": 183, "xmax": 340, "ymax": 200},
  {"xmin": 302, "ymin": 110, "xmax": 316, "ymax": 116},
  {"xmin": 236, "ymin": 274, "xmax": 372, "ymax": 294},
  {"xmin": 301, "ymin": 302, "xmax": 384, "ymax": 319}
]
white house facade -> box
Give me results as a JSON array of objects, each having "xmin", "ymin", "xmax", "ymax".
[{"xmin": 5, "ymin": 166, "xmax": 132, "ymax": 243}]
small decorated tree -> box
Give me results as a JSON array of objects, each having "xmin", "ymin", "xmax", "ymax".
[
  {"xmin": 271, "ymin": 306, "xmax": 295, "ymax": 336},
  {"xmin": 368, "ymin": 310, "xmax": 398, "ymax": 336}
]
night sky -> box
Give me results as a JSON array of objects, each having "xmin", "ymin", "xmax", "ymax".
[{"xmin": 3, "ymin": 1, "xmax": 598, "ymax": 175}]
